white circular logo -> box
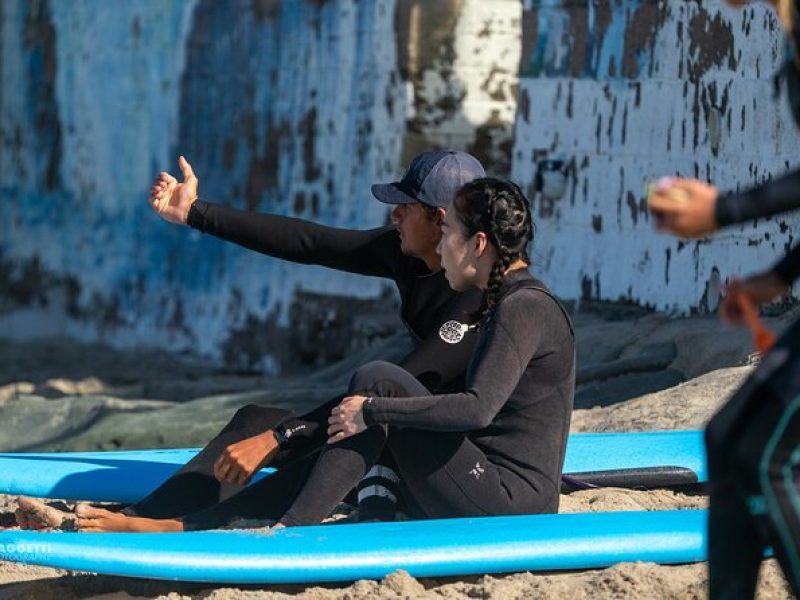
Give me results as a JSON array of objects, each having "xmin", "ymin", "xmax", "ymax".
[{"xmin": 439, "ymin": 320, "xmax": 467, "ymax": 344}]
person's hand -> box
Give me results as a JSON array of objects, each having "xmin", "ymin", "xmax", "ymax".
[
  {"xmin": 327, "ymin": 395, "xmax": 368, "ymax": 444},
  {"xmin": 148, "ymin": 156, "xmax": 198, "ymax": 225},
  {"xmin": 213, "ymin": 430, "xmax": 280, "ymax": 486},
  {"xmin": 719, "ymin": 273, "xmax": 789, "ymax": 326},
  {"xmin": 647, "ymin": 177, "xmax": 719, "ymax": 238}
]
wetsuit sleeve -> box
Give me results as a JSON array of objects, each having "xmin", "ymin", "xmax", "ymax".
[
  {"xmin": 772, "ymin": 243, "xmax": 800, "ymax": 286},
  {"xmin": 187, "ymin": 200, "xmax": 402, "ymax": 278},
  {"xmin": 716, "ymin": 168, "xmax": 800, "ymax": 227},
  {"xmin": 396, "ymin": 288, "xmax": 483, "ymax": 391},
  {"xmin": 268, "ymin": 397, "xmax": 343, "ymax": 467},
  {"xmin": 363, "ymin": 290, "xmax": 562, "ymax": 431}
]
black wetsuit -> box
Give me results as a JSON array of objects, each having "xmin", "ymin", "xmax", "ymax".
[
  {"xmin": 124, "ymin": 200, "xmax": 482, "ymax": 520},
  {"xmin": 707, "ymin": 169, "xmax": 800, "ymax": 598},
  {"xmin": 169, "ymin": 270, "xmax": 575, "ymax": 530}
]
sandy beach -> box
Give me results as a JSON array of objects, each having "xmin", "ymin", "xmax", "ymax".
[{"xmin": 0, "ymin": 305, "xmax": 797, "ymax": 599}]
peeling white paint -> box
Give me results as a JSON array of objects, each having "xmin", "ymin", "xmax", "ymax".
[
  {"xmin": 513, "ymin": 0, "xmax": 800, "ymax": 313},
  {"xmin": 403, "ymin": 0, "xmax": 522, "ymax": 173}
]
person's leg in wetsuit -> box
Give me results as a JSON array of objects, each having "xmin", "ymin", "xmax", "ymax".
[
  {"xmin": 123, "ymin": 404, "xmax": 296, "ymax": 519},
  {"xmin": 707, "ymin": 319, "xmax": 800, "ymax": 599},
  {"xmin": 757, "ymin": 397, "xmax": 800, "ymax": 597},
  {"xmin": 123, "ymin": 395, "xmax": 402, "ymax": 523},
  {"xmin": 175, "ymin": 363, "xmax": 411, "ymax": 530},
  {"xmin": 706, "ymin": 392, "xmax": 770, "ymax": 599}
]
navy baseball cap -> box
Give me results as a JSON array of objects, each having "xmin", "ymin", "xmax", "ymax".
[{"xmin": 371, "ymin": 150, "xmax": 486, "ymax": 208}]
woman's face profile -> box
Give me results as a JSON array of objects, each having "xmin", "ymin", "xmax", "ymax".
[{"xmin": 437, "ymin": 206, "xmax": 481, "ymax": 291}]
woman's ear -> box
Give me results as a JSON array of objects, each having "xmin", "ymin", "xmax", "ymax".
[{"xmin": 474, "ymin": 231, "xmax": 489, "ymax": 257}]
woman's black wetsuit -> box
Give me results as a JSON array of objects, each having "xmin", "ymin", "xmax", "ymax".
[
  {"xmin": 123, "ymin": 200, "xmax": 482, "ymax": 521},
  {"xmin": 707, "ymin": 168, "xmax": 800, "ymax": 598},
  {"xmin": 164, "ymin": 269, "xmax": 575, "ymax": 530}
]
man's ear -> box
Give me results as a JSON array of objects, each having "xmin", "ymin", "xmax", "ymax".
[{"xmin": 474, "ymin": 231, "xmax": 489, "ymax": 257}]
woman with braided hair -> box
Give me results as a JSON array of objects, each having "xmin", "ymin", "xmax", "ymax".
[{"xmin": 19, "ymin": 177, "xmax": 574, "ymax": 531}]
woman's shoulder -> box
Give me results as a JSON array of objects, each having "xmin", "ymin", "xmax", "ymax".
[
  {"xmin": 495, "ymin": 282, "xmax": 574, "ymax": 335},
  {"xmin": 496, "ymin": 277, "xmax": 557, "ymax": 308},
  {"xmin": 497, "ymin": 284, "xmax": 559, "ymax": 313}
]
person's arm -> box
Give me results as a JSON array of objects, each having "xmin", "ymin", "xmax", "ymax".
[
  {"xmin": 148, "ymin": 157, "xmax": 404, "ymax": 278},
  {"xmin": 396, "ymin": 288, "xmax": 483, "ymax": 391},
  {"xmin": 362, "ymin": 290, "xmax": 561, "ymax": 431},
  {"xmin": 647, "ymin": 168, "xmax": 800, "ymax": 238},
  {"xmin": 716, "ymin": 167, "xmax": 800, "ymax": 227},
  {"xmin": 188, "ymin": 200, "xmax": 403, "ymax": 278}
]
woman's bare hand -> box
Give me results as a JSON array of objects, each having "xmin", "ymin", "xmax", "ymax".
[{"xmin": 327, "ymin": 395, "xmax": 368, "ymax": 444}]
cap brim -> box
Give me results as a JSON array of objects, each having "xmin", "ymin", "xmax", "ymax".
[{"xmin": 371, "ymin": 183, "xmax": 417, "ymax": 205}]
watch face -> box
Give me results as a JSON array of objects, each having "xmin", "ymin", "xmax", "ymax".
[{"xmin": 439, "ymin": 320, "xmax": 467, "ymax": 344}]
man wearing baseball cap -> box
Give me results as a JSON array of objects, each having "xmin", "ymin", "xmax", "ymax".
[{"xmin": 134, "ymin": 149, "xmax": 486, "ymax": 522}]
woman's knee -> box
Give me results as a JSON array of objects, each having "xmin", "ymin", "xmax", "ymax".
[{"xmin": 349, "ymin": 361, "xmax": 410, "ymax": 393}]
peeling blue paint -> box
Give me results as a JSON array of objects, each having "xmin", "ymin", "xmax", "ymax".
[
  {"xmin": 524, "ymin": 0, "xmax": 656, "ymax": 80},
  {"xmin": 0, "ymin": 0, "xmax": 405, "ymax": 368}
]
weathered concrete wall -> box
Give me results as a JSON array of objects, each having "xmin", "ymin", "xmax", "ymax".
[
  {"xmin": 513, "ymin": 0, "xmax": 800, "ymax": 313},
  {"xmin": 11, "ymin": 0, "xmax": 789, "ymax": 368},
  {"xmin": 1, "ymin": 0, "xmax": 199, "ymax": 342},
  {"xmin": 0, "ymin": 0, "xmax": 520, "ymax": 370},
  {"xmin": 397, "ymin": 0, "xmax": 521, "ymax": 174}
]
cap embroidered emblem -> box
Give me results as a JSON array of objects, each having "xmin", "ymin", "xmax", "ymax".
[{"xmin": 439, "ymin": 320, "xmax": 468, "ymax": 344}]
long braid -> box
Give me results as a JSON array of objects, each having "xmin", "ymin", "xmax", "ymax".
[
  {"xmin": 486, "ymin": 253, "xmax": 513, "ymax": 311},
  {"xmin": 453, "ymin": 178, "xmax": 534, "ymax": 317}
]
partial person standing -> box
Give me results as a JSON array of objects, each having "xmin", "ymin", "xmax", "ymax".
[{"xmin": 648, "ymin": 1, "xmax": 800, "ymax": 596}]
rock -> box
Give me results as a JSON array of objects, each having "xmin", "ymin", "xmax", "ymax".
[
  {"xmin": 0, "ymin": 382, "xmax": 35, "ymax": 403},
  {"xmin": 577, "ymin": 342, "xmax": 677, "ymax": 384},
  {"xmin": 573, "ymin": 312, "xmax": 666, "ymax": 366},
  {"xmin": 572, "ymin": 366, "xmax": 754, "ymax": 432},
  {"xmin": 575, "ymin": 369, "xmax": 685, "ymax": 409},
  {"xmin": 0, "ymin": 395, "xmax": 174, "ymax": 452}
]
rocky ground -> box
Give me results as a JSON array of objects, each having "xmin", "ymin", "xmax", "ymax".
[{"xmin": 0, "ymin": 304, "xmax": 797, "ymax": 598}]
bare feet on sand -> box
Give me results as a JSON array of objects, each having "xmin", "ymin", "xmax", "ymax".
[
  {"xmin": 74, "ymin": 504, "xmax": 182, "ymax": 532},
  {"xmin": 15, "ymin": 497, "xmax": 76, "ymax": 531},
  {"xmin": 15, "ymin": 497, "xmax": 183, "ymax": 532}
]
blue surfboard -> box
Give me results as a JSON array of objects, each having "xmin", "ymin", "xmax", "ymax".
[
  {"xmin": 0, "ymin": 430, "xmax": 706, "ymax": 502},
  {"xmin": 0, "ymin": 509, "xmax": 708, "ymax": 583}
]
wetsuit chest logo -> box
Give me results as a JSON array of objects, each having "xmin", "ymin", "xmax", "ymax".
[{"xmin": 439, "ymin": 320, "xmax": 469, "ymax": 344}]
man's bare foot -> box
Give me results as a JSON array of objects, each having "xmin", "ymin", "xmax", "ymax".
[
  {"xmin": 74, "ymin": 504, "xmax": 183, "ymax": 532},
  {"xmin": 15, "ymin": 497, "xmax": 76, "ymax": 531},
  {"xmin": 14, "ymin": 507, "xmax": 35, "ymax": 530}
]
